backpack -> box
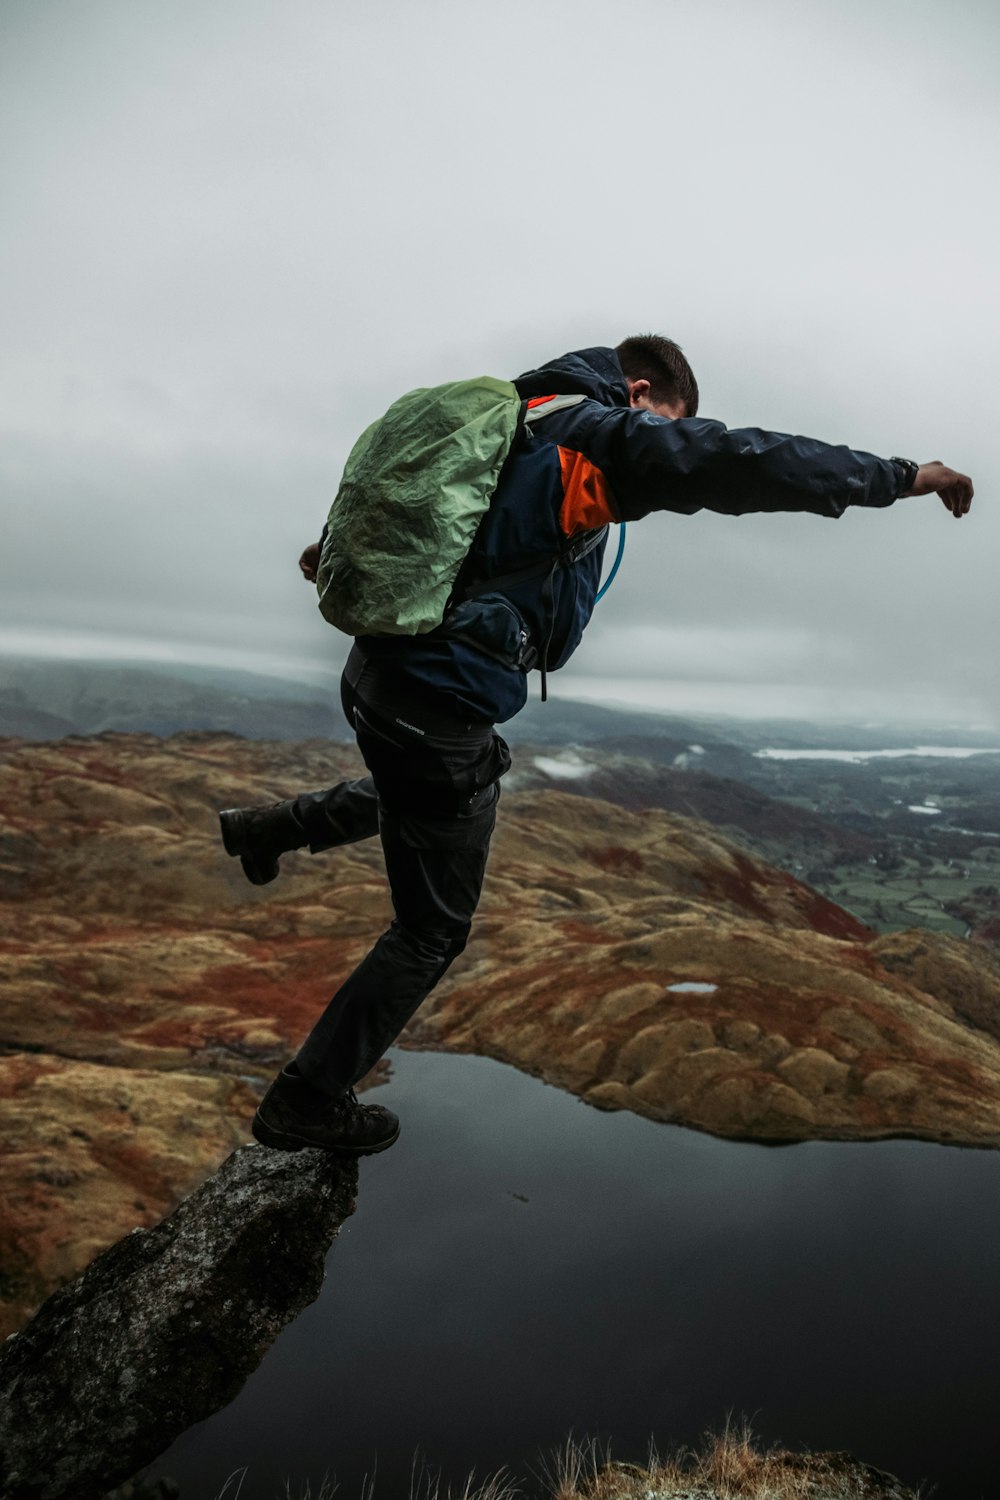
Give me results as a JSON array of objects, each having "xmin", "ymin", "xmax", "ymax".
[
  {"xmin": 317, "ymin": 377, "xmax": 523, "ymax": 636},
  {"xmin": 316, "ymin": 378, "xmax": 624, "ymax": 697}
]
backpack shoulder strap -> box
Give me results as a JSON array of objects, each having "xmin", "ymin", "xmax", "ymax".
[
  {"xmin": 456, "ymin": 524, "xmax": 606, "ymax": 604},
  {"xmin": 522, "ymin": 392, "xmax": 588, "ymax": 425},
  {"xmin": 445, "ymin": 389, "xmax": 610, "ymax": 701}
]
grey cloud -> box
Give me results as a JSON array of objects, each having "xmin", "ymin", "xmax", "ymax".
[{"xmin": 1, "ymin": 0, "xmax": 996, "ymax": 725}]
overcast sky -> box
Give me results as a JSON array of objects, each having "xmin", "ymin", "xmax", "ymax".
[{"xmin": 2, "ymin": 0, "xmax": 997, "ymax": 726}]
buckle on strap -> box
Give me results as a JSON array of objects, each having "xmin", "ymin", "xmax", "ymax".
[{"xmin": 562, "ymin": 525, "xmax": 609, "ymax": 566}]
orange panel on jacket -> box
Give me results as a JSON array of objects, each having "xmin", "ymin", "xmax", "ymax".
[{"xmin": 557, "ymin": 447, "xmax": 618, "ymax": 535}]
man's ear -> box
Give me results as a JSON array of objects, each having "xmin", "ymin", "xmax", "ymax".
[{"xmin": 627, "ymin": 378, "xmax": 651, "ymax": 407}]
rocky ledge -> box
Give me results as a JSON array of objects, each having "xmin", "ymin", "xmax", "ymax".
[{"xmin": 0, "ymin": 1143, "xmax": 357, "ymax": 1500}]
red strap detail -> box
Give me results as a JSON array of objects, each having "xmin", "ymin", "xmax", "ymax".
[{"xmin": 526, "ymin": 394, "xmax": 556, "ymax": 409}]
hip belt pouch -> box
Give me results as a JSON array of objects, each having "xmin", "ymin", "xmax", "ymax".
[{"xmin": 439, "ymin": 594, "xmax": 537, "ymax": 672}]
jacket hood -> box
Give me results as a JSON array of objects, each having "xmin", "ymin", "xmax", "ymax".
[{"xmin": 514, "ymin": 346, "xmax": 629, "ymax": 408}]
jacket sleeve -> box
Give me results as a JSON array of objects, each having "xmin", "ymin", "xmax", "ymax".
[{"xmin": 540, "ymin": 402, "xmax": 906, "ymax": 522}]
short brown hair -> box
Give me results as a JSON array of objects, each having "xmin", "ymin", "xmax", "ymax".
[{"xmin": 615, "ymin": 333, "xmax": 699, "ymax": 417}]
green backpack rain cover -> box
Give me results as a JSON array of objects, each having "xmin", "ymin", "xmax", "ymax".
[{"xmin": 317, "ymin": 376, "xmax": 522, "ymax": 636}]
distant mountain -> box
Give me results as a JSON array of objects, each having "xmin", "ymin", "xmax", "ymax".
[
  {"xmin": 0, "ymin": 693, "xmax": 78, "ymax": 740},
  {"xmin": 0, "ymin": 657, "xmax": 756, "ymax": 751},
  {"xmin": 0, "ymin": 659, "xmax": 348, "ymax": 742},
  {"xmin": 502, "ymin": 695, "xmax": 732, "ymax": 749},
  {"xmin": 508, "ymin": 745, "xmax": 878, "ymax": 870},
  {"xmin": 4, "ymin": 654, "xmax": 997, "ymax": 755}
]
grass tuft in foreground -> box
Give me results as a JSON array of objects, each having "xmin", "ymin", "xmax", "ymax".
[
  {"xmin": 206, "ymin": 1416, "xmax": 923, "ymax": 1500},
  {"xmin": 542, "ymin": 1415, "xmax": 923, "ymax": 1499}
]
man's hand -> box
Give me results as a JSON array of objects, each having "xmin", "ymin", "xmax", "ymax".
[
  {"xmin": 299, "ymin": 542, "xmax": 321, "ymax": 582},
  {"xmin": 908, "ymin": 462, "xmax": 974, "ymax": 518}
]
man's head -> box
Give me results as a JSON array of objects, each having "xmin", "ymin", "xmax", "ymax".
[{"xmin": 616, "ymin": 333, "xmax": 699, "ymax": 420}]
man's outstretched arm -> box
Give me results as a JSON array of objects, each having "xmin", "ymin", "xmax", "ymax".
[{"xmin": 540, "ymin": 402, "xmax": 974, "ymax": 522}]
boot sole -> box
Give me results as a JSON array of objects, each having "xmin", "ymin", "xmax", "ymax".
[
  {"xmin": 218, "ymin": 809, "xmax": 275, "ymax": 886},
  {"xmin": 251, "ymin": 1112, "xmax": 400, "ymax": 1156}
]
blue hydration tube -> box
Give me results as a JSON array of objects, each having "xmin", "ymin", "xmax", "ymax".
[{"xmin": 595, "ymin": 522, "xmax": 627, "ymax": 603}]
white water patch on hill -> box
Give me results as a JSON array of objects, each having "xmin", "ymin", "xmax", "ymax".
[
  {"xmin": 532, "ymin": 753, "xmax": 596, "ymax": 781},
  {"xmin": 756, "ymin": 747, "xmax": 1000, "ymax": 763},
  {"xmin": 673, "ymin": 744, "xmax": 706, "ymax": 769}
]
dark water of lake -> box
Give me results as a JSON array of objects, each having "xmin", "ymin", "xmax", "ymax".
[{"xmin": 146, "ymin": 1048, "xmax": 1000, "ymax": 1500}]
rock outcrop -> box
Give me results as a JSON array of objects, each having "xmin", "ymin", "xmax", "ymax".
[
  {"xmin": 5, "ymin": 731, "xmax": 1000, "ymax": 1338},
  {"xmin": 0, "ymin": 1144, "xmax": 357, "ymax": 1500}
]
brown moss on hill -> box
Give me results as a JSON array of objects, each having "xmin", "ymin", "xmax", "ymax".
[{"xmin": 4, "ymin": 733, "xmax": 1000, "ymax": 1336}]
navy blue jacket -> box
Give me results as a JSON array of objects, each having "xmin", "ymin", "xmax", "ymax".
[{"xmin": 359, "ymin": 346, "xmax": 907, "ymax": 723}]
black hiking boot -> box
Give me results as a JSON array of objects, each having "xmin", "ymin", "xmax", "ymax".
[
  {"xmin": 218, "ymin": 799, "xmax": 308, "ymax": 886},
  {"xmin": 252, "ymin": 1063, "xmax": 401, "ymax": 1156}
]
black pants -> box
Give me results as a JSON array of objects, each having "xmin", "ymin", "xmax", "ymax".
[{"xmin": 292, "ymin": 646, "xmax": 511, "ymax": 1095}]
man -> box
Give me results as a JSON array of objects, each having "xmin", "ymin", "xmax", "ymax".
[{"xmin": 220, "ymin": 335, "xmax": 973, "ymax": 1157}]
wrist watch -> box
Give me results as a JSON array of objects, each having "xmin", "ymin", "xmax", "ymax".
[{"xmin": 890, "ymin": 456, "xmax": 919, "ymax": 495}]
